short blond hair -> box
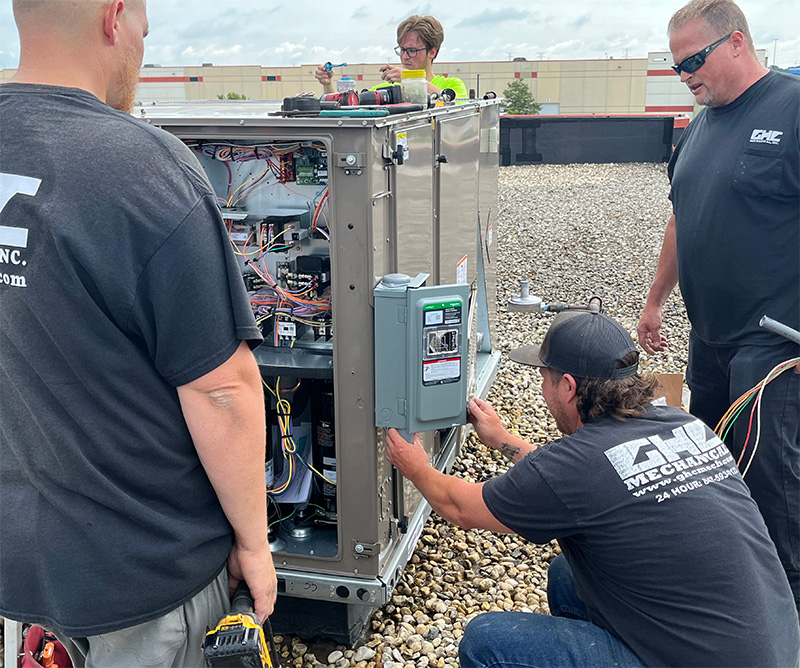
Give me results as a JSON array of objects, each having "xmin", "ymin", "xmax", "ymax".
[
  {"xmin": 397, "ymin": 15, "xmax": 444, "ymax": 56},
  {"xmin": 668, "ymin": 0, "xmax": 754, "ymax": 51}
]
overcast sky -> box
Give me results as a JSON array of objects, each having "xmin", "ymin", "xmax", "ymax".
[{"xmin": 1, "ymin": 1, "xmax": 798, "ymax": 70}]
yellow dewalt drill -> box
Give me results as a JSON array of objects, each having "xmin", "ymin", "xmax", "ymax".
[{"xmin": 203, "ymin": 583, "xmax": 280, "ymax": 667}]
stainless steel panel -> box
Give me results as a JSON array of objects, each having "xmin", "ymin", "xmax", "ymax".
[
  {"xmin": 436, "ymin": 114, "xmax": 481, "ymax": 286},
  {"xmin": 370, "ymin": 128, "xmax": 393, "ymax": 283},
  {"xmin": 478, "ymin": 103, "xmax": 500, "ymax": 343},
  {"xmin": 392, "ymin": 122, "xmax": 434, "ymax": 279}
]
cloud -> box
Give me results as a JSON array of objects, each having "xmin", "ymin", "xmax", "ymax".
[
  {"xmin": 546, "ymin": 39, "xmax": 580, "ymax": 56},
  {"xmin": 351, "ymin": 6, "xmax": 369, "ymax": 19},
  {"xmin": 181, "ymin": 44, "xmax": 245, "ymax": 61},
  {"xmin": 145, "ymin": 44, "xmax": 177, "ymax": 63},
  {"xmin": 275, "ymin": 41, "xmax": 307, "ymax": 55},
  {"xmin": 356, "ymin": 45, "xmax": 396, "ymax": 63},
  {"xmin": 570, "ymin": 14, "xmax": 591, "ymax": 29},
  {"xmin": 456, "ymin": 8, "xmax": 531, "ymax": 29}
]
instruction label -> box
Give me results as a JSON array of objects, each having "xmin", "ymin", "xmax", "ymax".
[{"xmin": 423, "ymin": 358, "xmax": 461, "ymax": 384}]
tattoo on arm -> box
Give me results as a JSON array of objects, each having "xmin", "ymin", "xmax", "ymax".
[{"xmin": 500, "ymin": 442, "xmax": 520, "ymax": 461}]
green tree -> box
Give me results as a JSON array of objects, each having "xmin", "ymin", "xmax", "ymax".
[
  {"xmin": 502, "ymin": 79, "xmax": 542, "ymax": 115},
  {"xmin": 217, "ymin": 92, "xmax": 248, "ymax": 100}
]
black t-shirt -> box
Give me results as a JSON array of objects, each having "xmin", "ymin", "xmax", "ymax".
[
  {"xmin": 0, "ymin": 84, "xmax": 262, "ymax": 635},
  {"xmin": 483, "ymin": 404, "xmax": 800, "ymax": 667},
  {"xmin": 669, "ymin": 71, "xmax": 800, "ymax": 346}
]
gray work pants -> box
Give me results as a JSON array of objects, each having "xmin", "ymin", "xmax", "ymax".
[{"xmin": 52, "ymin": 567, "xmax": 228, "ymax": 668}]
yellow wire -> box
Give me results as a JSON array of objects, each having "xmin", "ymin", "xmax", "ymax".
[{"xmin": 229, "ymin": 165, "xmax": 271, "ymax": 204}]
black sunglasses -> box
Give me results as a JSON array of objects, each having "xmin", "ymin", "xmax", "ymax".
[{"xmin": 672, "ymin": 32, "xmax": 732, "ymax": 74}]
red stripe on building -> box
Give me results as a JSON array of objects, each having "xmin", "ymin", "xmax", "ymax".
[
  {"xmin": 647, "ymin": 69, "xmax": 676, "ymax": 76},
  {"xmin": 139, "ymin": 76, "xmax": 192, "ymax": 83},
  {"xmin": 357, "ymin": 74, "xmax": 363, "ymax": 81},
  {"xmin": 530, "ymin": 72, "xmax": 538, "ymax": 78},
  {"xmin": 514, "ymin": 72, "xmax": 521, "ymax": 78},
  {"xmin": 645, "ymin": 105, "xmax": 694, "ymax": 112}
]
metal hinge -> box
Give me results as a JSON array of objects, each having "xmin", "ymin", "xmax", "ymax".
[{"xmin": 352, "ymin": 540, "xmax": 379, "ymax": 559}]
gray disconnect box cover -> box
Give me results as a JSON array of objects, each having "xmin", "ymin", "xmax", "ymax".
[{"xmin": 374, "ymin": 273, "xmax": 470, "ymax": 432}]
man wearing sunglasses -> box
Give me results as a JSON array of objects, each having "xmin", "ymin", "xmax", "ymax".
[
  {"xmin": 315, "ymin": 15, "xmax": 467, "ymax": 99},
  {"xmin": 639, "ymin": 0, "xmax": 800, "ymax": 610}
]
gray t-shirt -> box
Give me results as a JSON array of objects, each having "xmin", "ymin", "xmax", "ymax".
[
  {"xmin": 0, "ymin": 84, "xmax": 262, "ymax": 636},
  {"xmin": 669, "ymin": 71, "xmax": 800, "ymax": 346},
  {"xmin": 483, "ymin": 404, "xmax": 799, "ymax": 667}
]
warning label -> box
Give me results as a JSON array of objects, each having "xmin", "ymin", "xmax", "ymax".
[{"xmin": 423, "ymin": 357, "xmax": 461, "ymax": 385}]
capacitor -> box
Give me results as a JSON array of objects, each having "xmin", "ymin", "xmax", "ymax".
[{"xmin": 313, "ymin": 387, "xmax": 337, "ymax": 518}]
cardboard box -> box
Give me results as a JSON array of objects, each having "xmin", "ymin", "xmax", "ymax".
[{"xmin": 656, "ymin": 373, "xmax": 685, "ymax": 409}]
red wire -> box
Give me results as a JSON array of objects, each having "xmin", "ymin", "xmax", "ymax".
[{"xmin": 737, "ymin": 396, "xmax": 759, "ymax": 466}]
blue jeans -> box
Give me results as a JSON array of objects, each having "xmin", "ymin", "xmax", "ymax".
[
  {"xmin": 687, "ymin": 332, "xmax": 800, "ymax": 609},
  {"xmin": 459, "ymin": 555, "xmax": 644, "ymax": 668}
]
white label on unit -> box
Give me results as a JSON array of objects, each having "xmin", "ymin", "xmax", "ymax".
[
  {"xmin": 396, "ymin": 132, "xmax": 409, "ymax": 161},
  {"xmin": 456, "ymin": 254, "xmax": 468, "ymax": 284},
  {"xmin": 423, "ymin": 358, "xmax": 461, "ymax": 383}
]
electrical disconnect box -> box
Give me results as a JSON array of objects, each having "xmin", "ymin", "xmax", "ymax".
[
  {"xmin": 128, "ymin": 99, "xmax": 501, "ymax": 644},
  {"xmin": 375, "ymin": 274, "xmax": 470, "ymax": 432}
]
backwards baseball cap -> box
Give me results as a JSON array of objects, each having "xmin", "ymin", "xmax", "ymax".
[{"xmin": 509, "ymin": 311, "xmax": 639, "ymax": 380}]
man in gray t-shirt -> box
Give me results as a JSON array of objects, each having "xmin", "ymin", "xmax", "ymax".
[
  {"xmin": 1, "ymin": 1, "xmax": 276, "ymax": 664},
  {"xmin": 638, "ymin": 0, "xmax": 800, "ymax": 607},
  {"xmin": 387, "ymin": 312, "xmax": 799, "ymax": 668}
]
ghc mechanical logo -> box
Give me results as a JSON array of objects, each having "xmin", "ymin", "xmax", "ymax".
[
  {"xmin": 0, "ymin": 172, "xmax": 41, "ymax": 289},
  {"xmin": 749, "ymin": 129, "xmax": 783, "ymax": 145},
  {"xmin": 604, "ymin": 419, "xmax": 732, "ymax": 493}
]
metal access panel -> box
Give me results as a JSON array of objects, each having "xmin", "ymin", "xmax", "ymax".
[
  {"xmin": 130, "ymin": 99, "xmax": 501, "ymax": 643},
  {"xmin": 374, "ymin": 274, "xmax": 470, "ymax": 432}
]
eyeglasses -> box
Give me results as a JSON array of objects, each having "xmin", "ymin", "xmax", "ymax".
[
  {"xmin": 671, "ymin": 32, "xmax": 732, "ymax": 74},
  {"xmin": 394, "ymin": 46, "xmax": 428, "ymax": 57}
]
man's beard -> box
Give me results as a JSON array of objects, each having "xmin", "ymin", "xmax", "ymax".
[
  {"xmin": 698, "ymin": 89, "xmax": 717, "ymax": 107},
  {"xmin": 108, "ymin": 50, "xmax": 140, "ymax": 113}
]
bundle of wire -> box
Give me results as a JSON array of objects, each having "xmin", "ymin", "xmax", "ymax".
[
  {"xmin": 185, "ymin": 140, "xmax": 328, "ymax": 211},
  {"xmin": 227, "ymin": 221, "xmax": 331, "ymax": 345},
  {"xmin": 715, "ymin": 357, "xmax": 800, "ymax": 478},
  {"xmin": 263, "ymin": 377, "xmax": 336, "ymax": 498}
]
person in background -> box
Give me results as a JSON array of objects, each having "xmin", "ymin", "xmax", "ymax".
[
  {"xmin": 637, "ymin": 0, "xmax": 800, "ymax": 608},
  {"xmin": 0, "ymin": 1, "xmax": 276, "ymax": 665},
  {"xmin": 387, "ymin": 311, "xmax": 799, "ymax": 667},
  {"xmin": 315, "ymin": 15, "xmax": 468, "ymax": 99}
]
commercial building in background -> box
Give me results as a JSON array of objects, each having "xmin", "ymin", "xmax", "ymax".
[{"xmin": 0, "ymin": 50, "xmax": 767, "ymax": 118}]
